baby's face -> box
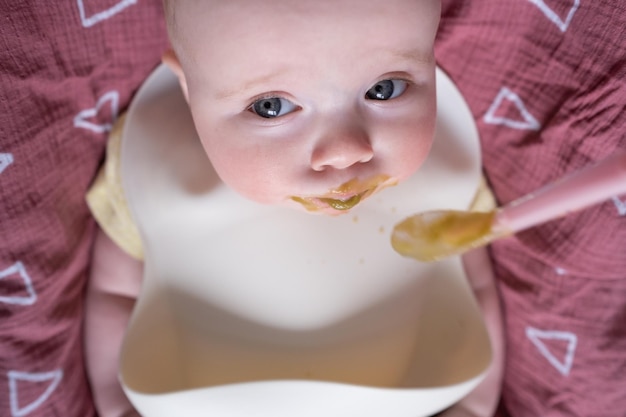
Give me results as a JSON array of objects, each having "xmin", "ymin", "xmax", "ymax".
[{"xmin": 165, "ymin": 0, "xmax": 441, "ymax": 215}]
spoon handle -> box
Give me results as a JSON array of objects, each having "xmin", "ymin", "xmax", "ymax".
[{"xmin": 495, "ymin": 150, "xmax": 626, "ymax": 233}]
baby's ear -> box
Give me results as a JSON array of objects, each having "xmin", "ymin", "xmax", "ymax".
[{"xmin": 162, "ymin": 49, "xmax": 189, "ymax": 102}]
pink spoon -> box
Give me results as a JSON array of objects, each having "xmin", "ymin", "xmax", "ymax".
[{"xmin": 391, "ymin": 150, "xmax": 626, "ymax": 262}]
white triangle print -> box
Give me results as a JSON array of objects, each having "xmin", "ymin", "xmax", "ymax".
[
  {"xmin": 526, "ymin": 0, "xmax": 580, "ymax": 32},
  {"xmin": 554, "ymin": 267, "xmax": 568, "ymax": 276},
  {"xmin": 526, "ymin": 326, "xmax": 577, "ymax": 376},
  {"xmin": 0, "ymin": 153, "xmax": 14, "ymax": 175},
  {"xmin": 483, "ymin": 87, "xmax": 541, "ymax": 131},
  {"xmin": 73, "ymin": 90, "xmax": 119, "ymax": 134},
  {"xmin": 612, "ymin": 196, "xmax": 626, "ymax": 216},
  {"xmin": 0, "ymin": 262, "xmax": 37, "ymax": 306},
  {"xmin": 77, "ymin": 0, "xmax": 137, "ymax": 28},
  {"xmin": 8, "ymin": 370, "xmax": 63, "ymax": 417}
]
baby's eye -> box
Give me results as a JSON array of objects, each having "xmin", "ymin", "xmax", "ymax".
[
  {"xmin": 365, "ymin": 79, "xmax": 408, "ymax": 100},
  {"xmin": 249, "ymin": 97, "xmax": 299, "ymax": 118}
]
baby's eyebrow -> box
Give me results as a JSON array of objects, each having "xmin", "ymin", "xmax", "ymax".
[
  {"xmin": 214, "ymin": 47, "xmax": 433, "ymax": 100},
  {"xmin": 215, "ymin": 69, "xmax": 284, "ymax": 100},
  {"xmin": 387, "ymin": 47, "xmax": 434, "ymax": 65}
]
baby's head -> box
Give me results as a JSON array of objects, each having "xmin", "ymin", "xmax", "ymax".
[{"xmin": 162, "ymin": 0, "xmax": 441, "ymax": 215}]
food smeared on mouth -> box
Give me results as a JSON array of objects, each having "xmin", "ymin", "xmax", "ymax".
[
  {"xmin": 291, "ymin": 193, "xmax": 363, "ymax": 212},
  {"xmin": 291, "ymin": 175, "xmax": 397, "ymax": 213},
  {"xmin": 319, "ymin": 194, "xmax": 362, "ymax": 210}
]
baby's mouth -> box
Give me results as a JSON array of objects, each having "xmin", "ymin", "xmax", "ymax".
[
  {"xmin": 290, "ymin": 193, "xmax": 365, "ymax": 214},
  {"xmin": 317, "ymin": 193, "xmax": 364, "ymax": 211},
  {"xmin": 290, "ymin": 175, "xmax": 397, "ymax": 214}
]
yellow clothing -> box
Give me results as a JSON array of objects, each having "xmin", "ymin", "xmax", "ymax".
[
  {"xmin": 86, "ymin": 115, "xmax": 496, "ymax": 261},
  {"xmin": 86, "ymin": 114, "xmax": 144, "ymax": 260},
  {"xmin": 471, "ymin": 176, "xmax": 498, "ymax": 212}
]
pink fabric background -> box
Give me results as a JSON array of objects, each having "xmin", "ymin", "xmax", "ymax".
[
  {"xmin": 0, "ymin": 0, "xmax": 624, "ymax": 416},
  {"xmin": 0, "ymin": 1, "xmax": 168, "ymax": 416},
  {"xmin": 436, "ymin": 1, "xmax": 626, "ymax": 416}
]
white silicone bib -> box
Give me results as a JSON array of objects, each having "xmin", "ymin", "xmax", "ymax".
[{"xmin": 119, "ymin": 64, "xmax": 491, "ymax": 417}]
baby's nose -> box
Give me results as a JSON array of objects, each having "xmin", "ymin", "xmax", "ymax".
[{"xmin": 310, "ymin": 126, "xmax": 374, "ymax": 171}]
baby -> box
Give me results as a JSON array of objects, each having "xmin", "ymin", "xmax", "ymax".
[
  {"xmin": 161, "ymin": 0, "xmax": 439, "ymax": 214},
  {"xmin": 85, "ymin": 0, "xmax": 503, "ymax": 416}
]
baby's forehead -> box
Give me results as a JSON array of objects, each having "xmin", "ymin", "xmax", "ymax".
[
  {"xmin": 167, "ymin": 0, "xmax": 438, "ymax": 37},
  {"xmin": 168, "ymin": 0, "xmax": 439, "ymax": 68}
]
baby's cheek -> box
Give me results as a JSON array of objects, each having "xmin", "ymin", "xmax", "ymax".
[
  {"xmin": 224, "ymin": 163, "xmax": 287, "ymax": 205},
  {"xmin": 395, "ymin": 134, "xmax": 434, "ymax": 180}
]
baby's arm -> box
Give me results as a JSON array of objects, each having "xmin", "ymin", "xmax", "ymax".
[
  {"xmin": 84, "ymin": 228, "xmax": 143, "ymax": 417},
  {"xmin": 438, "ymin": 247, "xmax": 505, "ymax": 417}
]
